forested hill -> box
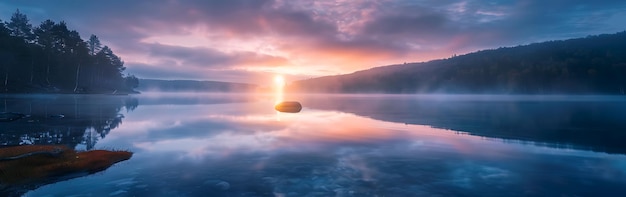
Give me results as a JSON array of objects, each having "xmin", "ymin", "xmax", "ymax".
[
  {"xmin": 0, "ymin": 10, "xmax": 138, "ymax": 94},
  {"xmin": 289, "ymin": 31, "xmax": 626, "ymax": 94},
  {"xmin": 138, "ymin": 79, "xmax": 257, "ymax": 92}
]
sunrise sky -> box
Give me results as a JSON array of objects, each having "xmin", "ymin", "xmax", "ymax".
[{"xmin": 2, "ymin": 0, "xmax": 626, "ymax": 84}]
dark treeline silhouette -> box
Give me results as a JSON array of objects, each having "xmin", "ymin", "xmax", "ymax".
[
  {"xmin": 0, "ymin": 10, "xmax": 138, "ymax": 94},
  {"xmin": 290, "ymin": 31, "xmax": 626, "ymax": 94}
]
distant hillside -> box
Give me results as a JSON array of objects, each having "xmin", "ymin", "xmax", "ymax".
[
  {"xmin": 138, "ymin": 79, "xmax": 257, "ymax": 92},
  {"xmin": 289, "ymin": 31, "xmax": 626, "ymax": 94}
]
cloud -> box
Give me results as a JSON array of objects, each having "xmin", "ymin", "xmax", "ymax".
[
  {"xmin": 2, "ymin": 0, "xmax": 626, "ymax": 83},
  {"xmin": 143, "ymin": 43, "xmax": 290, "ymax": 69},
  {"xmin": 125, "ymin": 61, "xmax": 271, "ymax": 83}
]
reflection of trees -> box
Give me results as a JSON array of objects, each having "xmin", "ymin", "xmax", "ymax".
[
  {"xmin": 301, "ymin": 96, "xmax": 626, "ymax": 154},
  {"xmin": 0, "ymin": 95, "xmax": 137, "ymax": 149}
]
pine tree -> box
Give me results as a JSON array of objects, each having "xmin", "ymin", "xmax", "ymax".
[
  {"xmin": 87, "ymin": 34, "xmax": 102, "ymax": 56},
  {"xmin": 5, "ymin": 9, "xmax": 34, "ymax": 43},
  {"xmin": 34, "ymin": 20, "xmax": 57, "ymax": 85}
]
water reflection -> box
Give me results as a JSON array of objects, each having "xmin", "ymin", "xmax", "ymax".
[
  {"xmin": 296, "ymin": 94, "xmax": 626, "ymax": 154},
  {"xmin": 15, "ymin": 94, "xmax": 626, "ymax": 196},
  {"xmin": 0, "ymin": 94, "xmax": 137, "ymax": 150},
  {"xmin": 0, "ymin": 94, "xmax": 138, "ymax": 196}
]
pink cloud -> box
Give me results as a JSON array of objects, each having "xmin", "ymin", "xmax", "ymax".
[{"xmin": 4, "ymin": 0, "xmax": 626, "ymax": 83}]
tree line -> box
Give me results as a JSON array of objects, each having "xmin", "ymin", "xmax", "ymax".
[
  {"xmin": 290, "ymin": 31, "xmax": 626, "ymax": 94},
  {"xmin": 0, "ymin": 9, "xmax": 138, "ymax": 94}
]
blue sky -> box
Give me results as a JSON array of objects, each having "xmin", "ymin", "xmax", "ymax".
[{"xmin": 2, "ymin": 0, "xmax": 626, "ymax": 84}]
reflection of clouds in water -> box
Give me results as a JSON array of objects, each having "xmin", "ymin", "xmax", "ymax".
[
  {"xmin": 339, "ymin": 155, "xmax": 378, "ymax": 181},
  {"xmin": 133, "ymin": 132, "xmax": 282, "ymax": 161},
  {"xmin": 125, "ymin": 107, "xmax": 491, "ymax": 161},
  {"xmin": 449, "ymin": 163, "xmax": 512, "ymax": 189},
  {"xmin": 85, "ymin": 96, "xmax": 626, "ymax": 196},
  {"xmin": 261, "ymin": 147, "xmax": 516, "ymax": 196}
]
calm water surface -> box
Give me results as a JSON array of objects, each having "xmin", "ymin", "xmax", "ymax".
[{"xmin": 1, "ymin": 93, "xmax": 625, "ymax": 196}]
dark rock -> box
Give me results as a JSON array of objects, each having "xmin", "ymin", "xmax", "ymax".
[
  {"xmin": 275, "ymin": 101, "xmax": 302, "ymax": 113},
  {"xmin": 0, "ymin": 112, "xmax": 25, "ymax": 122},
  {"xmin": 48, "ymin": 114, "xmax": 65, "ymax": 119}
]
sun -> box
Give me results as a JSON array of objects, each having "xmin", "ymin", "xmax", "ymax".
[
  {"xmin": 274, "ymin": 75, "xmax": 285, "ymax": 87},
  {"xmin": 273, "ymin": 75, "xmax": 285, "ymax": 106}
]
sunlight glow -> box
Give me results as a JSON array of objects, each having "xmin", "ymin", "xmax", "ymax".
[
  {"xmin": 273, "ymin": 75, "xmax": 285, "ymax": 120},
  {"xmin": 274, "ymin": 75, "xmax": 285, "ymax": 105},
  {"xmin": 274, "ymin": 75, "xmax": 285, "ymax": 87}
]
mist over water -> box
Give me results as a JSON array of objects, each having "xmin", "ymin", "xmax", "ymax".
[{"xmin": 2, "ymin": 93, "xmax": 625, "ymax": 196}]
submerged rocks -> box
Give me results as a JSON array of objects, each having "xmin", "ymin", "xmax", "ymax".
[
  {"xmin": 48, "ymin": 114, "xmax": 65, "ymax": 119},
  {"xmin": 274, "ymin": 101, "xmax": 302, "ymax": 113},
  {"xmin": 0, "ymin": 112, "xmax": 25, "ymax": 122}
]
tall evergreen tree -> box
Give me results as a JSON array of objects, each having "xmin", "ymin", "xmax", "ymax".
[
  {"xmin": 87, "ymin": 34, "xmax": 102, "ymax": 56},
  {"xmin": 34, "ymin": 20, "xmax": 57, "ymax": 85},
  {"xmin": 0, "ymin": 19, "xmax": 10, "ymax": 39},
  {"xmin": 5, "ymin": 9, "xmax": 34, "ymax": 43},
  {"xmin": 64, "ymin": 30, "xmax": 89, "ymax": 92},
  {"xmin": 1, "ymin": 10, "xmax": 137, "ymax": 93}
]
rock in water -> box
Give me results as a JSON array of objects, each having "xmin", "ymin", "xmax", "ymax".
[
  {"xmin": 274, "ymin": 101, "xmax": 302, "ymax": 113},
  {"xmin": 0, "ymin": 112, "xmax": 25, "ymax": 122}
]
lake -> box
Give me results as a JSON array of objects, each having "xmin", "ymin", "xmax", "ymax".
[{"xmin": 2, "ymin": 93, "xmax": 626, "ymax": 196}]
